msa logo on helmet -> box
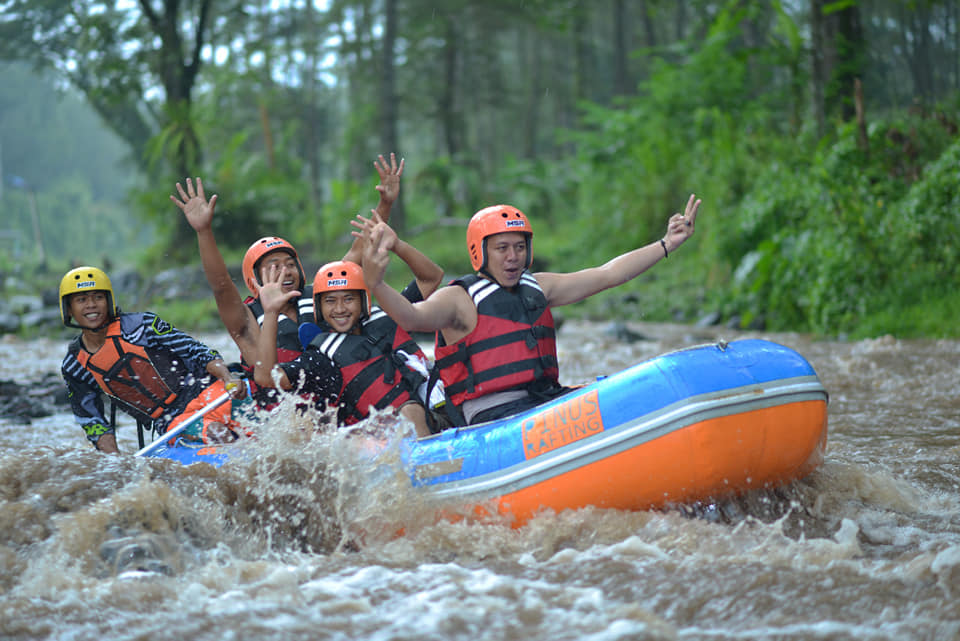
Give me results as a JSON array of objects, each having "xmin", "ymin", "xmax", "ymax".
[
  {"xmin": 264, "ymin": 240, "xmax": 285, "ymax": 248},
  {"xmin": 76, "ymin": 280, "xmax": 97, "ymax": 290},
  {"xmin": 327, "ymin": 278, "xmax": 348, "ymax": 288},
  {"xmin": 505, "ymin": 220, "xmax": 526, "ymax": 229}
]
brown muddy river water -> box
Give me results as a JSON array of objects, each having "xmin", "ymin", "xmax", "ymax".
[{"xmin": 1, "ymin": 321, "xmax": 958, "ymax": 641}]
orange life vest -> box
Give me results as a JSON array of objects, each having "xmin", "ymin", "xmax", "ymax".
[{"xmin": 75, "ymin": 320, "xmax": 181, "ymax": 420}]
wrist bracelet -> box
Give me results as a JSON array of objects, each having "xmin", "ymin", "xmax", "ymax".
[{"xmin": 660, "ymin": 238, "xmax": 669, "ymax": 258}]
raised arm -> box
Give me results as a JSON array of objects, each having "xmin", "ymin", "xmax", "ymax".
[
  {"xmin": 251, "ymin": 265, "xmax": 300, "ymax": 390},
  {"xmin": 360, "ymin": 219, "xmax": 470, "ymax": 335},
  {"xmin": 351, "ymin": 213, "xmax": 444, "ymax": 299},
  {"xmin": 343, "ymin": 153, "xmax": 404, "ymax": 264},
  {"xmin": 538, "ymin": 194, "xmax": 701, "ymax": 307},
  {"xmin": 171, "ymin": 177, "xmax": 261, "ymax": 362}
]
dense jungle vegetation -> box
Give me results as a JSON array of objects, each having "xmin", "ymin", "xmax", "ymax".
[{"xmin": 1, "ymin": 0, "xmax": 958, "ymax": 338}]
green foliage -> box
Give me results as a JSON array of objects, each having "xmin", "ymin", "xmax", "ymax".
[
  {"xmin": 0, "ymin": 63, "xmax": 135, "ymax": 196},
  {"xmin": 0, "ymin": 62, "xmax": 145, "ymax": 275},
  {"xmin": 412, "ymin": 154, "xmax": 486, "ymax": 219},
  {"xmin": 2, "ymin": 174, "xmax": 151, "ymax": 273},
  {"xmin": 559, "ymin": 2, "xmax": 799, "ymax": 270},
  {"xmin": 854, "ymin": 289, "xmax": 960, "ymax": 339},
  {"xmin": 131, "ymin": 72, "xmax": 327, "ymax": 264},
  {"xmin": 145, "ymin": 100, "xmax": 203, "ymax": 178},
  {"xmin": 544, "ymin": 3, "xmax": 960, "ymax": 338},
  {"xmin": 5, "ymin": 2, "xmax": 960, "ymax": 342},
  {"xmin": 883, "ymin": 136, "xmax": 960, "ymax": 300},
  {"xmin": 712, "ymin": 108, "xmax": 960, "ymax": 337}
]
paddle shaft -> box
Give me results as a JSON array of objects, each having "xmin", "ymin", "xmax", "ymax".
[{"xmin": 134, "ymin": 391, "xmax": 232, "ymax": 457}]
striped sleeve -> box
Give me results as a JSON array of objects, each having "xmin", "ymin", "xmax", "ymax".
[
  {"xmin": 138, "ymin": 312, "xmax": 221, "ymax": 376},
  {"xmin": 61, "ymin": 350, "xmax": 112, "ymax": 444}
]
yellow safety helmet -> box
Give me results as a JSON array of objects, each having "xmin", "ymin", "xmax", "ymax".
[{"xmin": 59, "ymin": 266, "xmax": 118, "ymax": 328}]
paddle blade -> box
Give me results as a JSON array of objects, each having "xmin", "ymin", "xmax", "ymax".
[{"xmin": 134, "ymin": 391, "xmax": 232, "ymax": 458}]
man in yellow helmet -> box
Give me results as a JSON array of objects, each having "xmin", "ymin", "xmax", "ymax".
[{"xmin": 59, "ymin": 266, "xmax": 246, "ymax": 453}]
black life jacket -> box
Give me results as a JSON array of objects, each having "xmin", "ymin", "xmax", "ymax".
[
  {"xmin": 243, "ymin": 286, "xmax": 315, "ymax": 406},
  {"xmin": 244, "ymin": 285, "xmax": 315, "ymax": 361},
  {"xmin": 308, "ymin": 307, "xmax": 427, "ymax": 424}
]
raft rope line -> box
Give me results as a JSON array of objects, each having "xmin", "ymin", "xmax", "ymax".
[{"xmin": 418, "ymin": 375, "xmax": 827, "ymax": 499}]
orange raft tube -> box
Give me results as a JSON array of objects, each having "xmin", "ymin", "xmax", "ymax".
[{"xmin": 402, "ymin": 339, "xmax": 828, "ymax": 526}]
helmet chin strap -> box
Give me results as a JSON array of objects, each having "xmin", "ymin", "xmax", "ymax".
[
  {"xmin": 91, "ymin": 308, "xmax": 119, "ymax": 332},
  {"xmin": 73, "ymin": 314, "xmax": 114, "ymax": 333},
  {"xmin": 70, "ymin": 304, "xmax": 118, "ymax": 332},
  {"xmin": 317, "ymin": 299, "xmax": 368, "ymax": 333},
  {"xmin": 479, "ymin": 266, "xmax": 526, "ymax": 289},
  {"xmin": 477, "ymin": 235, "xmax": 533, "ymax": 286},
  {"xmin": 477, "ymin": 239, "xmax": 502, "ymax": 285},
  {"xmin": 254, "ymin": 251, "xmax": 305, "ymax": 292}
]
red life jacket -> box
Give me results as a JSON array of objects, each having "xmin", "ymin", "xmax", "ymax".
[
  {"xmin": 74, "ymin": 319, "xmax": 182, "ymax": 420},
  {"xmin": 434, "ymin": 273, "xmax": 558, "ymax": 408},
  {"xmin": 307, "ymin": 308, "xmax": 427, "ymax": 424}
]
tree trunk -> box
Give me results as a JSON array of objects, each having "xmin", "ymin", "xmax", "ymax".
[
  {"xmin": 138, "ymin": 0, "xmax": 211, "ymax": 250},
  {"xmin": 909, "ymin": 4, "xmax": 934, "ymax": 101},
  {"xmin": 612, "ymin": 0, "xmax": 628, "ymax": 97},
  {"xmin": 810, "ymin": 0, "xmax": 826, "ymax": 137},
  {"xmin": 523, "ymin": 30, "xmax": 542, "ymax": 159},
  {"xmin": 954, "ymin": 2, "xmax": 960, "ymax": 93},
  {"xmin": 380, "ymin": 0, "xmax": 404, "ymax": 232},
  {"xmin": 829, "ymin": 3, "xmax": 865, "ymax": 122},
  {"xmin": 640, "ymin": 0, "xmax": 657, "ymax": 49},
  {"xmin": 440, "ymin": 16, "xmax": 461, "ymax": 160},
  {"xmin": 854, "ymin": 77, "xmax": 868, "ymax": 155},
  {"xmin": 573, "ymin": 0, "xmax": 590, "ymax": 103},
  {"xmin": 303, "ymin": 0, "xmax": 323, "ymax": 213},
  {"xmin": 674, "ymin": 0, "xmax": 686, "ymax": 42}
]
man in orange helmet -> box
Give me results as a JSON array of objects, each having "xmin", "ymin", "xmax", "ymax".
[
  {"xmin": 252, "ymin": 219, "xmax": 443, "ymax": 436},
  {"xmin": 171, "ymin": 154, "xmax": 403, "ymax": 409},
  {"xmin": 360, "ymin": 194, "xmax": 701, "ymax": 426}
]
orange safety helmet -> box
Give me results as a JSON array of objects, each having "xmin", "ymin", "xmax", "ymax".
[
  {"xmin": 59, "ymin": 266, "xmax": 119, "ymax": 328},
  {"xmin": 313, "ymin": 261, "xmax": 371, "ymax": 318},
  {"xmin": 466, "ymin": 205, "xmax": 533, "ymax": 272},
  {"xmin": 242, "ymin": 236, "xmax": 305, "ymax": 296}
]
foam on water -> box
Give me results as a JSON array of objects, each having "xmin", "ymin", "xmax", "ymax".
[{"xmin": 2, "ymin": 322, "xmax": 960, "ymax": 640}]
